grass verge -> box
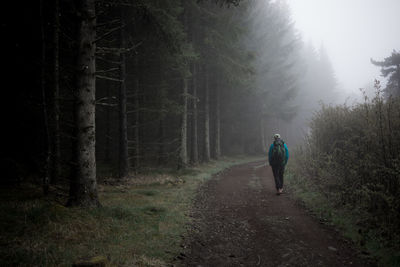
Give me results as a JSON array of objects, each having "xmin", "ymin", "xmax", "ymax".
[
  {"xmin": 285, "ymin": 168, "xmax": 400, "ymax": 267},
  {"xmin": 0, "ymin": 155, "xmax": 263, "ymax": 266}
]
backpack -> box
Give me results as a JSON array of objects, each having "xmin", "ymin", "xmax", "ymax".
[{"xmin": 271, "ymin": 140, "xmax": 286, "ymax": 166}]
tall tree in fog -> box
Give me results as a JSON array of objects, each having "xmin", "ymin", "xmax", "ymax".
[
  {"xmin": 299, "ymin": 43, "xmax": 337, "ymax": 109},
  {"xmin": 190, "ymin": 58, "xmax": 199, "ymax": 164},
  {"xmin": 68, "ymin": 0, "xmax": 99, "ymax": 207},
  {"xmin": 118, "ymin": 7, "xmax": 129, "ymax": 178},
  {"xmin": 203, "ymin": 68, "xmax": 211, "ymax": 162},
  {"xmin": 317, "ymin": 45, "xmax": 337, "ymax": 100},
  {"xmin": 188, "ymin": 0, "xmax": 200, "ymax": 164},
  {"xmin": 133, "ymin": 0, "xmax": 194, "ymax": 168},
  {"xmin": 371, "ymin": 50, "xmax": 400, "ymax": 98},
  {"xmin": 179, "ymin": 3, "xmax": 192, "ymax": 168},
  {"xmin": 241, "ymin": 0, "xmax": 302, "ymax": 149},
  {"xmin": 180, "ymin": 76, "xmax": 189, "ymax": 167},
  {"xmin": 197, "ymin": 1, "xmax": 254, "ymax": 156},
  {"xmin": 40, "ymin": 0, "xmax": 50, "ymax": 194},
  {"xmin": 280, "ymin": 41, "xmax": 338, "ymax": 145},
  {"xmin": 214, "ymin": 80, "xmax": 221, "ymax": 159},
  {"xmin": 52, "ymin": 0, "xmax": 61, "ymax": 185},
  {"xmin": 207, "ymin": 8, "xmax": 247, "ymax": 159}
]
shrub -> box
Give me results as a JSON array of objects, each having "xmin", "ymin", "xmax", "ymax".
[{"xmin": 292, "ymin": 81, "xmax": 400, "ymax": 262}]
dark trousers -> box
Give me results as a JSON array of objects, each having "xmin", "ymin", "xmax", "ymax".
[{"xmin": 271, "ymin": 164, "xmax": 285, "ymax": 190}]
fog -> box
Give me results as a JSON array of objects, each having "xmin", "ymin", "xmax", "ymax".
[{"xmin": 287, "ymin": 0, "xmax": 400, "ymax": 101}]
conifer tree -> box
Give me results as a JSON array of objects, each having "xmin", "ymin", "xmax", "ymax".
[
  {"xmin": 68, "ymin": 0, "xmax": 99, "ymax": 207},
  {"xmin": 372, "ymin": 50, "xmax": 400, "ymax": 98}
]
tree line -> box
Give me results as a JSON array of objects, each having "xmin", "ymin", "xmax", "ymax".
[{"xmin": 3, "ymin": 0, "xmax": 336, "ymax": 207}]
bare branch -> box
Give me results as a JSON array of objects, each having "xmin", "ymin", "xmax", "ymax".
[
  {"xmin": 96, "ymin": 75, "xmax": 123, "ymax": 82},
  {"xmin": 96, "ymin": 56, "xmax": 121, "ymax": 65},
  {"xmin": 96, "ymin": 96, "xmax": 117, "ymax": 103},
  {"xmin": 96, "ymin": 19, "xmax": 121, "ymax": 28},
  {"xmin": 127, "ymin": 108, "xmax": 169, "ymax": 114},
  {"xmin": 97, "ymin": 41, "xmax": 143, "ymax": 55},
  {"xmin": 96, "ymin": 68, "xmax": 119, "ymax": 74},
  {"xmin": 94, "ymin": 25, "xmax": 124, "ymax": 44},
  {"xmin": 96, "ymin": 102, "xmax": 118, "ymax": 107}
]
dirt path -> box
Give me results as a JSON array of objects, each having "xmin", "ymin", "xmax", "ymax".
[{"xmin": 178, "ymin": 161, "xmax": 373, "ymax": 267}]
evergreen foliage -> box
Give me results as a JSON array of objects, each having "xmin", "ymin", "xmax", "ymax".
[
  {"xmin": 371, "ymin": 50, "xmax": 400, "ymax": 98},
  {"xmin": 3, "ymin": 0, "xmax": 321, "ymax": 203}
]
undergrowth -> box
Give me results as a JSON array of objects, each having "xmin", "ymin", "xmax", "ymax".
[{"xmin": 287, "ymin": 83, "xmax": 400, "ymax": 267}]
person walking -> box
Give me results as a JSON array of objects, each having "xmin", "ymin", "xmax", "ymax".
[{"xmin": 268, "ymin": 134, "xmax": 289, "ymax": 195}]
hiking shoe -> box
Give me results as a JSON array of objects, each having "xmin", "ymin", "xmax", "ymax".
[{"xmin": 279, "ymin": 188, "xmax": 283, "ymax": 194}]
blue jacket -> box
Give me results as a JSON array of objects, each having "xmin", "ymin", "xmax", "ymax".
[{"xmin": 268, "ymin": 140, "xmax": 289, "ymax": 165}]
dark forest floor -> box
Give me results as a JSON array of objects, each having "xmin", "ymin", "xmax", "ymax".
[
  {"xmin": 177, "ymin": 161, "xmax": 375, "ymax": 267},
  {"xmin": 0, "ymin": 157, "xmax": 266, "ymax": 266}
]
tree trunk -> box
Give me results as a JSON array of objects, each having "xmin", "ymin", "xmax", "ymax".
[
  {"xmin": 158, "ymin": 84, "xmax": 166, "ymax": 165},
  {"xmin": 68, "ymin": 0, "xmax": 99, "ymax": 207},
  {"xmin": 179, "ymin": 1, "xmax": 189, "ymax": 168},
  {"xmin": 104, "ymin": 83, "xmax": 111, "ymax": 161},
  {"xmin": 203, "ymin": 69, "xmax": 210, "ymax": 162},
  {"xmin": 180, "ymin": 79, "xmax": 189, "ymax": 168},
  {"xmin": 51, "ymin": 0, "xmax": 61, "ymax": 184},
  {"xmin": 187, "ymin": 0, "xmax": 198, "ymax": 165},
  {"xmin": 260, "ymin": 117, "xmax": 266, "ymax": 153},
  {"xmin": 118, "ymin": 11, "xmax": 129, "ymax": 179},
  {"xmin": 214, "ymin": 85, "xmax": 221, "ymax": 159},
  {"xmin": 191, "ymin": 62, "xmax": 199, "ymax": 164},
  {"xmin": 40, "ymin": 0, "xmax": 50, "ymax": 195},
  {"xmin": 134, "ymin": 55, "xmax": 140, "ymax": 172},
  {"xmin": 158, "ymin": 118, "xmax": 165, "ymax": 165}
]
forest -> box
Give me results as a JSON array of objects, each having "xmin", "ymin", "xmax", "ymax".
[
  {"xmin": 4, "ymin": 0, "xmax": 313, "ymax": 205},
  {"xmin": 1, "ymin": 0, "xmax": 399, "ymax": 266}
]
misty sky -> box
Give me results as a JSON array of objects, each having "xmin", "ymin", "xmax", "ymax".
[{"xmin": 286, "ymin": 0, "xmax": 400, "ymax": 98}]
